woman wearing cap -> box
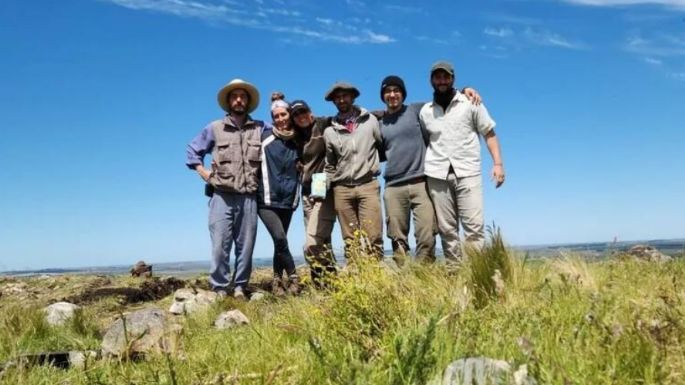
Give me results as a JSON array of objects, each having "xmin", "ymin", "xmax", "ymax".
[
  {"xmin": 257, "ymin": 92, "xmax": 302, "ymax": 296},
  {"xmin": 289, "ymin": 100, "xmax": 338, "ymax": 288}
]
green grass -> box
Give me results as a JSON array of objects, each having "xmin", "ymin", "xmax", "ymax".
[{"xmin": 1, "ymin": 236, "xmax": 684, "ymax": 384}]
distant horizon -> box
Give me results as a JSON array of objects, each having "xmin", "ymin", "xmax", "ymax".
[{"xmin": 3, "ymin": 237, "xmax": 683, "ymax": 275}]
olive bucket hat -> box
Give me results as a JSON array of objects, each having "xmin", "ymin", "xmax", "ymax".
[{"xmin": 324, "ymin": 81, "xmax": 360, "ymax": 101}]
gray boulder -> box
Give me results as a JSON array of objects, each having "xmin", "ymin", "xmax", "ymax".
[
  {"xmin": 44, "ymin": 302, "xmax": 80, "ymax": 326},
  {"xmin": 437, "ymin": 357, "xmax": 537, "ymax": 385},
  {"xmin": 626, "ymin": 245, "xmax": 672, "ymax": 263},
  {"xmin": 101, "ymin": 308, "xmax": 182, "ymax": 357},
  {"xmin": 214, "ymin": 310, "xmax": 249, "ymax": 330},
  {"xmin": 168, "ymin": 288, "xmax": 218, "ymax": 315}
]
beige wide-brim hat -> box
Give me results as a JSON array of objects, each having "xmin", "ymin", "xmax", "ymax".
[{"xmin": 217, "ymin": 79, "xmax": 260, "ymax": 113}]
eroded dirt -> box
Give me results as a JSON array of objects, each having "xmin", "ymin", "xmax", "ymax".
[{"xmin": 65, "ymin": 277, "xmax": 186, "ymax": 305}]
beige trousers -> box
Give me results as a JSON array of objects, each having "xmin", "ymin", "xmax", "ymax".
[{"xmin": 427, "ymin": 174, "xmax": 484, "ymax": 263}]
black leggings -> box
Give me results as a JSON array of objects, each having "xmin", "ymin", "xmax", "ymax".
[{"xmin": 258, "ymin": 207, "xmax": 296, "ymax": 278}]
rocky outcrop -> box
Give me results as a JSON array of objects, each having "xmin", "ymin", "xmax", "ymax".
[
  {"xmin": 625, "ymin": 245, "xmax": 672, "ymax": 263},
  {"xmin": 130, "ymin": 261, "xmax": 152, "ymax": 277}
]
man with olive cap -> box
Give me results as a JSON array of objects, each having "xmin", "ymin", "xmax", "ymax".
[
  {"xmin": 186, "ymin": 78, "xmax": 267, "ymax": 299},
  {"xmin": 323, "ymin": 82, "xmax": 384, "ymax": 260},
  {"xmin": 419, "ymin": 61, "xmax": 505, "ymax": 263}
]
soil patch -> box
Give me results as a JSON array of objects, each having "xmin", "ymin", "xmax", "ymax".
[{"xmin": 65, "ymin": 277, "xmax": 186, "ymax": 305}]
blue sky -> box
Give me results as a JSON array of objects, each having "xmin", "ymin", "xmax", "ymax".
[{"xmin": 1, "ymin": 0, "xmax": 684, "ymax": 271}]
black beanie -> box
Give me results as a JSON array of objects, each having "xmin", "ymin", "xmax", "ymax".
[{"xmin": 380, "ymin": 75, "xmax": 406, "ymax": 102}]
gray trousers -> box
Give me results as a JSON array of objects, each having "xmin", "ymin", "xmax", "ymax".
[
  {"xmin": 208, "ymin": 191, "xmax": 257, "ymax": 290},
  {"xmin": 383, "ymin": 179, "xmax": 436, "ymax": 263},
  {"xmin": 427, "ymin": 174, "xmax": 484, "ymax": 263}
]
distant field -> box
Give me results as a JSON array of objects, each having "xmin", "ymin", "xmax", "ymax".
[{"xmin": 2, "ymin": 239, "xmax": 683, "ymax": 277}]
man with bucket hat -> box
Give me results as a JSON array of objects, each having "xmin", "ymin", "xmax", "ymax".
[
  {"xmin": 419, "ymin": 61, "xmax": 505, "ymax": 264},
  {"xmin": 323, "ymin": 81, "xmax": 384, "ymax": 260},
  {"xmin": 186, "ymin": 78, "xmax": 267, "ymax": 299}
]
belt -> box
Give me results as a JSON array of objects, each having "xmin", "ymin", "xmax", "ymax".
[{"xmin": 391, "ymin": 176, "xmax": 426, "ymax": 186}]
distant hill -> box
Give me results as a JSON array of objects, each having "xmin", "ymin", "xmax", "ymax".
[{"xmin": 2, "ymin": 239, "xmax": 683, "ymax": 277}]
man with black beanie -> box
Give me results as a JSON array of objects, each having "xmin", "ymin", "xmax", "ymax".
[{"xmin": 378, "ymin": 75, "xmax": 437, "ymax": 264}]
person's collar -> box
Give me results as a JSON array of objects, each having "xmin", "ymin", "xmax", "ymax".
[
  {"xmin": 385, "ymin": 104, "xmax": 407, "ymax": 117},
  {"xmin": 335, "ymin": 105, "xmax": 361, "ymax": 123},
  {"xmin": 223, "ymin": 113, "xmax": 254, "ymax": 128}
]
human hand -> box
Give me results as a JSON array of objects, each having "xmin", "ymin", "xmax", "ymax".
[
  {"xmin": 463, "ymin": 87, "xmax": 482, "ymax": 105},
  {"xmin": 491, "ymin": 164, "xmax": 505, "ymax": 188}
]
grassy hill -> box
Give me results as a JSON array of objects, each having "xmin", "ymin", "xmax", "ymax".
[{"xmin": 0, "ymin": 234, "xmax": 683, "ymax": 384}]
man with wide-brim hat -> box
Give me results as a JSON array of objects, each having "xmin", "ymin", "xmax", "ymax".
[
  {"xmin": 186, "ymin": 78, "xmax": 267, "ymax": 300},
  {"xmin": 217, "ymin": 78, "xmax": 260, "ymax": 114},
  {"xmin": 322, "ymin": 81, "xmax": 384, "ymax": 260}
]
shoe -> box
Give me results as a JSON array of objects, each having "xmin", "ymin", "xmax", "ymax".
[
  {"xmin": 213, "ymin": 288, "xmax": 229, "ymax": 299},
  {"xmin": 287, "ymin": 275, "xmax": 302, "ymax": 296},
  {"xmin": 233, "ymin": 286, "xmax": 247, "ymax": 301},
  {"xmin": 272, "ymin": 277, "xmax": 286, "ymax": 297}
]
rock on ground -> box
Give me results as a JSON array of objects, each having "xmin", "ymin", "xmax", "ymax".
[
  {"xmin": 436, "ymin": 357, "xmax": 537, "ymax": 385},
  {"xmin": 215, "ymin": 310, "xmax": 249, "ymax": 330},
  {"xmin": 44, "ymin": 302, "xmax": 80, "ymax": 326},
  {"xmin": 101, "ymin": 308, "xmax": 182, "ymax": 357},
  {"xmin": 626, "ymin": 245, "xmax": 672, "ymax": 263},
  {"xmin": 168, "ymin": 288, "xmax": 218, "ymax": 315},
  {"xmin": 249, "ymin": 292, "xmax": 265, "ymax": 302}
]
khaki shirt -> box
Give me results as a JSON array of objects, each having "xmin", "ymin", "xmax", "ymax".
[{"xmin": 419, "ymin": 92, "xmax": 496, "ymax": 180}]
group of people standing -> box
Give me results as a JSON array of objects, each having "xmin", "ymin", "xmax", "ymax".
[{"xmin": 186, "ymin": 60, "xmax": 505, "ymax": 300}]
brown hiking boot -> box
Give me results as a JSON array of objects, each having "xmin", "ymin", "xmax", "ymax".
[
  {"xmin": 287, "ymin": 276, "xmax": 301, "ymax": 296},
  {"xmin": 272, "ymin": 277, "xmax": 286, "ymax": 297}
]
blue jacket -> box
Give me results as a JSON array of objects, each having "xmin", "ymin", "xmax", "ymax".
[{"xmin": 257, "ymin": 128, "xmax": 300, "ymax": 209}]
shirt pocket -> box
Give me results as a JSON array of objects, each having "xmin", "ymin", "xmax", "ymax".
[
  {"xmin": 246, "ymin": 139, "xmax": 261, "ymax": 163},
  {"xmin": 214, "ymin": 138, "xmax": 241, "ymax": 163}
]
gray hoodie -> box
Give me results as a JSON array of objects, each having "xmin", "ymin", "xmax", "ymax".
[{"xmin": 324, "ymin": 107, "xmax": 382, "ymax": 187}]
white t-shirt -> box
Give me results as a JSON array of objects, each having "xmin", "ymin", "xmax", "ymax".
[{"xmin": 419, "ymin": 91, "xmax": 496, "ymax": 180}]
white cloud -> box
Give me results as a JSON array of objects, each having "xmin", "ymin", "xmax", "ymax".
[
  {"xmin": 484, "ymin": 27, "xmax": 514, "ymax": 38},
  {"xmin": 315, "ymin": 17, "xmax": 334, "ymax": 25},
  {"xmin": 625, "ymin": 33, "xmax": 685, "ymax": 56},
  {"xmin": 384, "ymin": 4, "xmax": 423, "ymax": 13},
  {"xmin": 644, "ymin": 56, "xmax": 663, "ymax": 64},
  {"xmin": 101, "ymin": 0, "xmax": 394, "ymax": 44},
  {"xmin": 416, "ymin": 35, "xmax": 450, "ymax": 45},
  {"xmin": 672, "ymin": 71, "xmax": 685, "ymax": 80},
  {"xmin": 562, "ymin": 0, "xmax": 685, "ymax": 10},
  {"xmin": 524, "ymin": 28, "xmax": 588, "ymax": 49},
  {"xmin": 365, "ymin": 31, "xmax": 395, "ymax": 43},
  {"xmin": 106, "ymin": 0, "xmax": 241, "ymax": 19}
]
